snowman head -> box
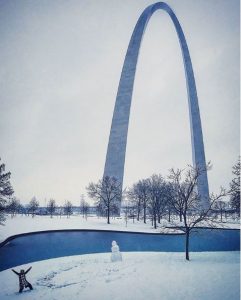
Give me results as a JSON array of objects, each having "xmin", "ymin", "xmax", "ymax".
[{"xmin": 112, "ymin": 240, "xmax": 117, "ymax": 246}]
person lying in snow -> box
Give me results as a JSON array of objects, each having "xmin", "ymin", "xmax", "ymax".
[
  {"xmin": 111, "ymin": 241, "xmax": 122, "ymax": 262},
  {"xmin": 12, "ymin": 267, "xmax": 33, "ymax": 293}
]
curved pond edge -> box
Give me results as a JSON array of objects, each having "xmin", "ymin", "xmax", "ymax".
[
  {"xmin": 0, "ymin": 227, "xmax": 239, "ymax": 271},
  {"xmin": 0, "ymin": 228, "xmax": 184, "ymax": 248},
  {"xmin": 0, "ymin": 227, "xmax": 239, "ymax": 248}
]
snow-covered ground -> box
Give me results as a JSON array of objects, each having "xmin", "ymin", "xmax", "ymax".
[
  {"xmin": 0, "ymin": 215, "xmax": 176, "ymax": 242},
  {"xmin": 0, "ymin": 216, "xmax": 239, "ymax": 299},
  {"xmin": 0, "ymin": 214, "xmax": 239, "ymax": 243},
  {"xmin": 0, "ymin": 252, "xmax": 239, "ymax": 300}
]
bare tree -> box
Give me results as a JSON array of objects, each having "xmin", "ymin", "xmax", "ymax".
[
  {"xmin": 110, "ymin": 203, "xmax": 119, "ymax": 219},
  {"xmin": 156, "ymin": 181, "xmax": 170, "ymax": 224},
  {"xmin": 168, "ymin": 164, "xmax": 226, "ymax": 260},
  {"xmin": 138, "ymin": 179, "xmax": 150, "ymax": 224},
  {"xmin": 7, "ymin": 197, "xmax": 20, "ymax": 218},
  {"xmin": 86, "ymin": 176, "xmax": 122, "ymax": 224},
  {"xmin": 64, "ymin": 201, "xmax": 73, "ymax": 218},
  {"xmin": 128, "ymin": 184, "xmax": 142, "ymax": 221},
  {"xmin": 29, "ymin": 197, "xmax": 39, "ymax": 218},
  {"xmin": 128, "ymin": 179, "xmax": 150, "ymax": 223},
  {"xmin": 146, "ymin": 174, "xmax": 166, "ymax": 229},
  {"xmin": 80, "ymin": 195, "xmax": 85, "ymax": 217},
  {"xmin": 58, "ymin": 206, "xmax": 64, "ymax": 218},
  {"xmin": 229, "ymin": 158, "xmax": 240, "ymax": 216},
  {"xmin": 169, "ymin": 180, "xmax": 185, "ymax": 222},
  {"xmin": 83, "ymin": 201, "xmax": 90, "ymax": 219},
  {"xmin": 214, "ymin": 200, "xmax": 226, "ymax": 222},
  {"xmin": 122, "ymin": 200, "xmax": 131, "ymax": 227},
  {"xmin": 0, "ymin": 159, "xmax": 14, "ymax": 225},
  {"xmin": 81, "ymin": 201, "xmax": 90, "ymax": 219},
  {"xmin": 165, "ymin": 183, "xmax": 175, "ymax": 222},
  {"xmin": 47, "ymin": 199, "xmax": 57, "ymax": 218},
  {"xmin": 95, "ymin": 202, "xmax": 103, "ymax": 218},
  {"xmin": 124, "ymin": 193, "xmax": 136, "ymax": 223},
  {"xmin": 18, "ymin": 203, "xmax": 25, "ymax": 216},
  {"xmin": 80, "ymin": 195, "xmax": 89, "ymax": 219}
]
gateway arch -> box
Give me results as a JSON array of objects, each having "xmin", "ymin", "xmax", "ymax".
[{"xmin": 103, "ymin": 2, "xmax": 210, "ymax": 208}]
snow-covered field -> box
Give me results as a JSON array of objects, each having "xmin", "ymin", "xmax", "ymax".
[
  {"xmin": 0, "ymin": 215, "xmax": 177, "ymax": 242},
  {"xmin": 0, "ymin": 214, "xmax": 239, "ymax": 243},
  {"xmin": 0, "ymin": 216, "xmax": 239, "ymax": 299},
  {"xmin": 0, "ymin": 251, "xmax": 239, "ymax": 300}
]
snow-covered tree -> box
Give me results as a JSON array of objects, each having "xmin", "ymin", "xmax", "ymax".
[{"xmin": 0, "ymin": 159, "xmax": 14, "ymax": 225}]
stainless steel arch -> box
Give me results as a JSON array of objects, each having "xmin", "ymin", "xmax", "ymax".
[{"xmin": 103, "ymin": 2, "xmax": 209, "ymax": 208}]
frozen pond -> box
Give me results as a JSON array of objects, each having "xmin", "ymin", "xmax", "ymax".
[{"xmin": 0, "ymin": 228, "xmax": 239, "ymax": 271}]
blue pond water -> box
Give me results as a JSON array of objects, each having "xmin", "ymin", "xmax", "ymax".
[{"xmin": 0, "ymin": 228, "xmax": 239, "ymax": 271}]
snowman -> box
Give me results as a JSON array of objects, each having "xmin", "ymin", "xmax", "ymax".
[{"xmin": 111, "ymin": 241, "xmax": 122, "ymax": 262}]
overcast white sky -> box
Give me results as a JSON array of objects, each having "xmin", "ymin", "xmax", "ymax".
[{"xmin": 0, "ymin": 0, "xmax": 239, "ymax": 206}]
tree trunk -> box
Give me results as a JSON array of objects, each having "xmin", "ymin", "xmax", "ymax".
[
  {"xmin": 158, "ymin": 214, "xmax": 161, "ymax": 224},
  {"xmin": 185, "ymin": 229, "xmax": 190, "ymax": 260},
  {"xmin": 137, "ymin": 205, "xmax": 140, "ymax": 221},
  {"xmin": 154, "ymin": 214, "xmax": 157, "ymax": 229},
  {"xmin": 143, "ymin": 206, "xmax": 146, "ymax": 224},
  {"xmin": 168, "ymin": 209, "xmax": 171, "ymax": 222},
  {"xmin": 107, "ymin": 207, "xmax": 110, "ymax": 224},
  {"xmin": 179, "ymin": 212, "xmax": 182, "ymax": 222},
  {"xmin": 220, "ymin": 209, "xmax": 223, "ymax": 222}
]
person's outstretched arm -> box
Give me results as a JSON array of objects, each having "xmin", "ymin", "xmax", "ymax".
[
  {"xmin": 25, "ymin": 266, "xmax": 32, "ymax": 274},
  {"xmin": 12, "ymin": 269, "xmax": 19, "ymax": 275}
]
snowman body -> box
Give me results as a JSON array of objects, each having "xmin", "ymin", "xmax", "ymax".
[{"xmin": 111, "ymin": 241, "xmax": 122, "ymax": 262}]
